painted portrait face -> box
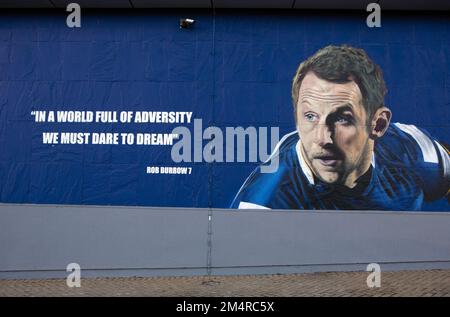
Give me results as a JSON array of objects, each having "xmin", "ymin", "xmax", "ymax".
[{"xmin": 296, "ymin": 72, "xmax": 373, "ymax": 187}]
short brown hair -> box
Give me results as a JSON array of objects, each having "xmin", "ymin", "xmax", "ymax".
[{"xmin": 292, "ymin": 45, "xmax": 387, "ymax": 122}]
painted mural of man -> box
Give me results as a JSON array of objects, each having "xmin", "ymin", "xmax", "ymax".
[{"xmin": 231, "ymin": 45, "xmax": 450, "ymax": 210}]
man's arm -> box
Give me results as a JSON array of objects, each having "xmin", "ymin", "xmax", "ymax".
[{"xmin": 442, "ymin": 142, "xmax": 450, "ymax": 203}]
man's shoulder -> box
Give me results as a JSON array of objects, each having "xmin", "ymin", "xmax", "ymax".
[
  {"xmin": 231, "ymin": 131, "xmax": 307, "ymax": 209},
  {"xmin": 376, "ymin": 122, "xmax": 449, "ymax": 201},
  {"xmin": 377, "ymin": 123, "xmax": 441, "ymax": 165}
]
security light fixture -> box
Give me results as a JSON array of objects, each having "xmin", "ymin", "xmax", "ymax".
[{"xmin": 180, "ymin": 18, "xmax": 195, "ymax": 29}]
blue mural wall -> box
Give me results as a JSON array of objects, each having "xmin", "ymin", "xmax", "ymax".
[{"xmin": 0, "ymin": 10, "xmax": 448, "ymax": 210}]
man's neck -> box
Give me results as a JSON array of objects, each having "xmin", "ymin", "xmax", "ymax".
[{"xmin": 343, "ymin": 142, "xmax": 374, "ymax": 188}]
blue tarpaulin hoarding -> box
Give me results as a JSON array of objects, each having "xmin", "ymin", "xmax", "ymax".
[{"xmin": 0, "ymin": 10, "xmax": 448, "ymax": 211}]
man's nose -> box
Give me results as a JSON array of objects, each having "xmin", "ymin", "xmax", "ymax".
[{"xmin": 315, "ymin": 123, "xmax": 333, "ymax": 146}]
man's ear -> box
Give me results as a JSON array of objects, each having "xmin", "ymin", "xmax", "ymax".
[{"xmin": 370, "ymin": 106, "xmax": 392, "ymax": 139}]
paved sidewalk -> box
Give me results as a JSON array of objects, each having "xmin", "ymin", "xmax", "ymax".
[{"xmin": 1, "ymin": 269, "xmax": 449, "ymax": 297}]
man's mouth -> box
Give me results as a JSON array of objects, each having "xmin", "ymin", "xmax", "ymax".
[{"xmin": 315, "ymin": 155, "xmax": 340, "ymax": 167}]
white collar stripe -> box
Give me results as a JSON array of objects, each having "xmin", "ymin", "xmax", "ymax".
[{"xmin": 296, "ymin": 140, "xmax": 315, "ymax": 185}]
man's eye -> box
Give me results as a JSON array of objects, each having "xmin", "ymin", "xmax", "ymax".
[
  {"xmin": 335, "ymin": 115, "xmax": 353, "ymax": 125},
  {"xmin": 304, "ymin": 113, "xmax": 317, "ymax": 122}
]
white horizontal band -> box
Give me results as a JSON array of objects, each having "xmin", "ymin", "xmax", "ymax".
[{"xmin": 238, "ymin": 201, "xmax": 270, "ymax": 209}]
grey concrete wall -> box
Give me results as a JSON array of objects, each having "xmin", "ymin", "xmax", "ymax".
[
  {"xmin": 0, "ymin": 204, "xmax": 209, "ymax": 278},
  {"xmin": 1, "ymin": 204, "xmax": 450, "ymax": 279},
  {"xmin": 211, "ymin": 209, "xmax": 450, "ymax": 275}
]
